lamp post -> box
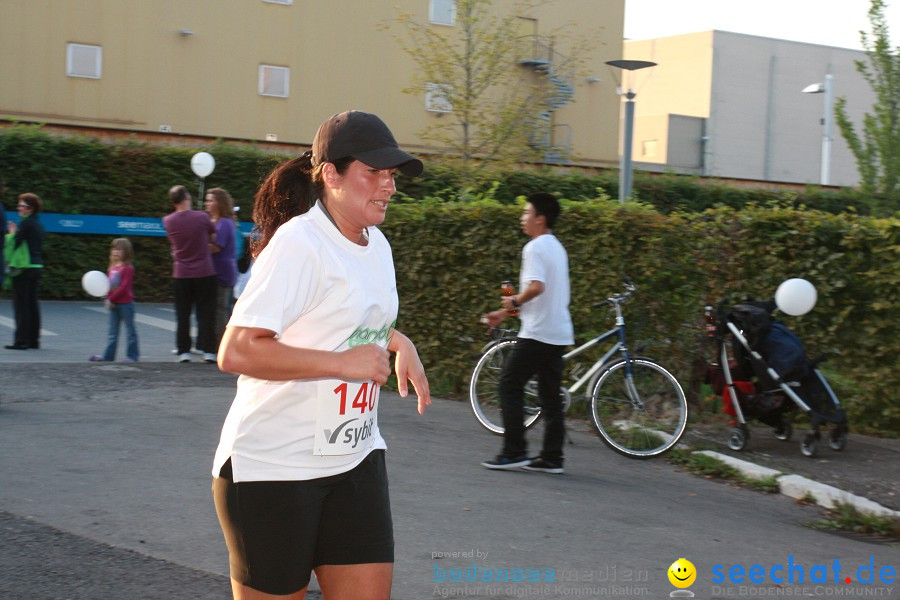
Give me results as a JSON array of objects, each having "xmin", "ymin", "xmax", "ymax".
[
  {"xmin": 606, "ymin": 59, "xmax": 656, "ymax": 202},
  {"xmin": 802, "ymin": 74, "xmax": 833, "ymax": 186}
]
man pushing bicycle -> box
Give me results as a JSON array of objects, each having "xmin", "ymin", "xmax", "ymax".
[{"xmin": 480, "ymin": 192, "xmax": 574, "ymax": 474}]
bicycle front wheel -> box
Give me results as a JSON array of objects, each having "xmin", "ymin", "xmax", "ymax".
[
  {"xmin": 469, "ymin": 339, "xmax": 542, "ymax": 435},
  {"xmin": 590, "ymin": 358, "xmax": 687, "ymax": 459}
]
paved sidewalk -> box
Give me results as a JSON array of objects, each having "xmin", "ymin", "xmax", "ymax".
[{"xmin": 680, "ymin": 420, "xmax": 900, "ymax": 514}]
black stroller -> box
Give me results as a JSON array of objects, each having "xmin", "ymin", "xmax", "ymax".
[{"xmin": 705, "ymin": 300, "xmax": 848, "ymax": 457}]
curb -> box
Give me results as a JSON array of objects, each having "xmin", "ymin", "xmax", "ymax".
[{"xmin": 695, "ymin": 451, "xmax": 900, "ymax": 519}]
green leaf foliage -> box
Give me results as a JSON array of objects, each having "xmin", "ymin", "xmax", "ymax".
[{"xmin": 834, "ymin": 0, "xmax": 900, "ymax": 202}]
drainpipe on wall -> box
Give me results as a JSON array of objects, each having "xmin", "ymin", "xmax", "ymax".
[{"xmin": 763, "ymin": 55, "xmax": 777, "ymax": 182}]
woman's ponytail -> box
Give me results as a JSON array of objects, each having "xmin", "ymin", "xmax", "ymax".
[{"xmin": 250, "ymin": 151, "xmax": 318, "ymax": 257}]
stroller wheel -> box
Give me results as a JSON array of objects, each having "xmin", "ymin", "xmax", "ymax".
[
  {"xmin": 801, "ymin": 432, "xmax": 819, "ymax": 458},
  {"xmin": 828, "ymin": 426, "xmax": 847, "ymax": 451},
  {"xmin": 774, "ymin": 419, "xmax": 793, "ymax": 441},
  {"xmin": 727, "ymin": 425, "xmax": 749, "ymax": 451}
]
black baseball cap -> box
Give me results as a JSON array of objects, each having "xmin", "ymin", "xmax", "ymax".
[{"xmin": 312, "ymin": 110, "xmax": 424, "ymax": 177}]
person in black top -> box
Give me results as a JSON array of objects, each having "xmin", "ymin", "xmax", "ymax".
[{"xmin": 5, "ymin": 193, "xmax": 45, "ymax": 350}]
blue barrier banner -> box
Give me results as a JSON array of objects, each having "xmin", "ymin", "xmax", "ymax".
[{"xmin": 4, "ymin": 211, "xmax": 253, "ymax": 237}]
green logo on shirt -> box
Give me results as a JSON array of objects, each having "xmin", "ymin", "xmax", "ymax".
[{"xmin": 347, "ymin": 320, "xmax": 395, "ymax": 348}]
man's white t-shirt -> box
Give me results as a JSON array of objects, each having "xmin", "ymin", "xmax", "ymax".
[
  {"xmin": 212, "ymin": 202, "xmax": 396, "ymax": 482},
  {"xmin": 517, "ymin": 233, "xmax": 574, "ymax": 346}
]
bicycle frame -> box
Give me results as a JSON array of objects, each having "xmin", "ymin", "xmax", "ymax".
[{"xmin": 560, "ymin": 299, "xmax": 632, "ymax": 399}]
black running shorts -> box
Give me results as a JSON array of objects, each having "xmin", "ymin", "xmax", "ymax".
[{"xmin": 212, "ymin": 450, "xmax": 394, "ymax": 595}]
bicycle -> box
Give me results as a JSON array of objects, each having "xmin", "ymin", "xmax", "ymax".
[{"xmin": 469, "ymin": 280, "xmax": 688, "ymax": 459}]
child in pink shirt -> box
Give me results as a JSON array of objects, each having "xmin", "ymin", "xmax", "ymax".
[{"xmin": 90, "ymin": 238, "xmax": 139, "ymax": 362}]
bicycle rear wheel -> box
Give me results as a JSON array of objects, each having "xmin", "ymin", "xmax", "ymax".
[
  {"xmin": 469, "ymin": 339, "xmax": 542, "ymax": 435},
  {"xmin": 590, "ymin": 358, "xmax": 687, "ymax": 458}
]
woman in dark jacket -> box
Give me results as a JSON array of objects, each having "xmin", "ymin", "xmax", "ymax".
[{"xmin": 5, "ymin": 193, "xmax": 45, "ymax": 350}]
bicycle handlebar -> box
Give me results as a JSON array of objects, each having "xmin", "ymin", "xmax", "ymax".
[
  {"xmin": 486, "ymin": 279, "xmax": 636, "ymax": 338},
  {"xmin": 592, "ymin": 278, "xmax": 637, "ymax": 308}
]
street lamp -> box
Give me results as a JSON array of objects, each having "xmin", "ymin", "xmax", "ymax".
[
  {"xmin": 606, "ymin": 59, "xmax": 656, "ymax": 202},
  {"xmin": 802, "ymin": 74, "xmax": 834, "ymax": 186}
]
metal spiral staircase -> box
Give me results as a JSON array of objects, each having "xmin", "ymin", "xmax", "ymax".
[{"xmin": 518, "ymin": 36, "xmax": 575, "ymax": 163}]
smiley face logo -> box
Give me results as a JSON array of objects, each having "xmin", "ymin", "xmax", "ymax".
[{"xmin": 668, "ymin": 558, "xmax": 696, "ymax": 588}]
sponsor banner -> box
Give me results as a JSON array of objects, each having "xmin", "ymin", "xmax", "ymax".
[{"xmin": 4, "ymin": 211, "xmax": 253, "ymax": 237}]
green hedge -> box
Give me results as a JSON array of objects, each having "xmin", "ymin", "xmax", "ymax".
[
  {"xmin": 0, "ymin": 124, "xmax": 282, "ymax": 217},
  {"xmin": 382, "ymin": 201, "xmax": 898, "ymax": 435},
  {"xmin": 2, "ymin": 125, "xmax": 897, "ymax": 433},
  {"xmin": 1, "ymin": 123, "xmax": 891, "ymax": 216}
]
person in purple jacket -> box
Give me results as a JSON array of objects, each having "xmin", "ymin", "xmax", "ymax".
[
  {"xmin": 205, "ymin": 187, "xmax": 238, "ymax": 351},
  {"xmin": 163, "ymin": 185, "xmax": 217, "ymax": 363}
]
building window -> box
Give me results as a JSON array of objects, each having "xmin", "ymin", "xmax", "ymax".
[
  {"xmin": 67, "ymin": 43, "xmax": 102, "ymax": 79},
  {"xmin": 259, "ymin": 65, "xmax": 290, "ymax": 97},
  {"xmin": 641, "ymin": 139, "xmax": 658, "ymax": 158},
  {"xmin": 429, "ymin": 0, "xmax": 456, "ymax": 25},
  {"xmin": 425, "ymin": 83, "xmax": 453, "ymax": 113}
]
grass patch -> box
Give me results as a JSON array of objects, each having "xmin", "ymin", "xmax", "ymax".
[
  {"xmin": 743, "ymin": 476, "xmax": 781, "ymax": 494},
  {"xmin": 797, "ymin": 492, "xmax": 818, "ymax": 506},
  {"xmin": 668, "ymin": 451, "xmax": 740, "ymax": 479},
  {"xmin": 666, "ymin": 448, "xmax": 694, "ymax": 465},
  {"xmin": 666, "ymin": 450, "xmax": 780, "ymax": 493},
  {"xmin": 808, "ymin": 503, "xmax": 900, "ymax": 541}
]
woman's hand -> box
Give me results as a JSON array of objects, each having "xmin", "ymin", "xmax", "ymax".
[
  {"xmin": 389, "ymin": 331, "xmax": 431, "ymax": 414},
  {"xmin": 7, "ymin": 221, "xmax": 16, "ymax": 234},
  {"xmin": 338, "ymin": 344, "xmax": 391, "ymax": 385}
]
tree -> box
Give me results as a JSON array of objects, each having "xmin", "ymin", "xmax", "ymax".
[
  {"xmin": 834, "ymin": 0, "xmax": 900, "ymax": 210},
  {"xmin": 387, "ymin": 0, "xmax": 592, "ymax": 181}
]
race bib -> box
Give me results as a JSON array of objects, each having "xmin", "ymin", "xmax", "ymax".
[{"xmin": 314, "ymin": 379, "xmax": 380, "ymax": 456}]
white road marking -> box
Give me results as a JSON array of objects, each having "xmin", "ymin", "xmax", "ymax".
[
  {"xmin": 82, "ymin": 306, "xmax": 195, "ymax": 335},
  {"xmin": 0, "ymin": 315, "xmax": 58, "ymax": 336}
]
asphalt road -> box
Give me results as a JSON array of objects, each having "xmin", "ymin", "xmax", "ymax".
[
  {"xmin": 1, "ymin": 301, "xmax": 897, "ymax": 599},
  {"xmin": 0, "ymin": 301, "xmax": 207, "ymax": 364}
]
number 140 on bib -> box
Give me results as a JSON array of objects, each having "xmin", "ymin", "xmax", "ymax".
[{"xmin": 333, "ymin": 381, "xmax": 378, "ymax": 415}]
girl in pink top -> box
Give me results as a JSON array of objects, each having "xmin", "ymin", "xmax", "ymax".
[{"xmin": 90, "ymin": 238, "xmax": 140, "ymax": 362}]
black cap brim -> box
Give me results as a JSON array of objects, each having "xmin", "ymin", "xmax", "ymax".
[{"xmin": 353, "ymin": 147, "xmax": 424, "ymax": 177}]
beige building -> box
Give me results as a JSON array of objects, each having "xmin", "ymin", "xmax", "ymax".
[
  {"xmin": 0, "ymin": 0, "xmax": 624, "ymax": 168},
  {"xmin": 623, "ymin": 31, "xmax": 875, "ymax": 187}
]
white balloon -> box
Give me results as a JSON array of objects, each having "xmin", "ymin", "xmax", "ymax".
[
  {"xmin": 775, "ymin": 278, "xmax": 817, "ymax": 316},
  {"xmin": 190, "ymin": 152, "xmax": 216, "ymax": 178},
  {"xmin": 82, "ymin": 270, "xmax": 110, "ymax": 297}
]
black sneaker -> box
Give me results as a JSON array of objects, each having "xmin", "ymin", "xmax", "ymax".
[
  {"xmin": 521, "ymin": 457, "xmax": 564, "ymax": 474},
  {"xmin": 481, "ymin": 454, "xmax": 530, "ymax": 470}
]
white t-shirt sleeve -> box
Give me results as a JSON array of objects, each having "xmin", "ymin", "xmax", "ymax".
[
  {"xmin": 228, "ymin": 224, "xmax": 319, "ymax": 336},
  {"xmin": 520, "ymin": 240, "xmax": 547, "ymax": 286}
]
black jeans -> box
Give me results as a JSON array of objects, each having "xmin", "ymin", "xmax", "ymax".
[
  {"xmin": 499, "ymin": 337, "xmax": 566, "ymax": 462},
  {"xmin": 11, "ymin": 269, "xmax": 41, "ymax": 347},
  {"xmin": 173, "ymin": 275, "xmax": 216, "ymax": 354}
]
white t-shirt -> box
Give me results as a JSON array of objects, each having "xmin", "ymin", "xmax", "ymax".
[
  {"xmin": 517, "ymin": 233, "xmax": 574, "ymax": 346},
  {"xmin": 212, "ymin": 202, "xmax": 396, "ymax": 482}
]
